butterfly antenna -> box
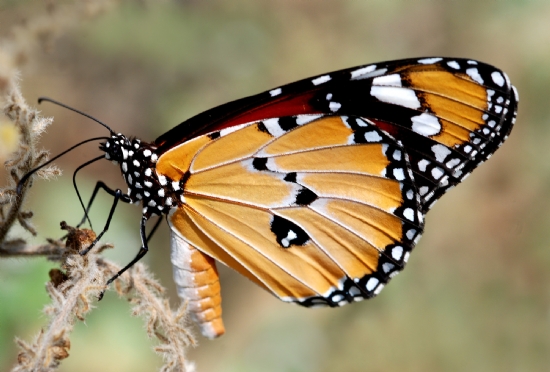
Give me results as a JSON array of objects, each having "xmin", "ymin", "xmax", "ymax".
[
  {"xmin": 16, "ymin": 136, "xmax": 109, "ymax": 195},
  {"xmin": 38, "ymin": 97, "xmax": 115, "ymax": 134}
]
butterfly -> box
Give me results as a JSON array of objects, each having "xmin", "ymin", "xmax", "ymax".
[{"xmin": 30, "ymin": 57, "xmax": 518, "ymax": 339}]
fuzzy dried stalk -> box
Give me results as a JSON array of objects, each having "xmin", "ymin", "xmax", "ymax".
[
  {"xmin": 107, "ymin": 261, "xmax": 197, "ymax": 372},
  {"xmin": 9, "ymin": 223, "xmax": 196, "ymax": 372},
  {"xmin": 0, "ymin": 34, "xmax": 63, "ymax": 257},
  {"xmin": 0, "ymin": 1, "xmax": 196, "ymax": 371},
  {"xmin": 0, "ymin": 67, "xmax": 58, "ymax": 245},
  {"xmin": 10, "ymin": 223, "xmax": 197, "ymax": 372},
  {"xmin": 12, "ymin": 224, "xmax": 107, "ymax": 372}
]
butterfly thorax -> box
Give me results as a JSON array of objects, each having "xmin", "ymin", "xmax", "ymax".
[{"xmin": 100, "ymin": 133, "xmax": 184, "ymax": 218}]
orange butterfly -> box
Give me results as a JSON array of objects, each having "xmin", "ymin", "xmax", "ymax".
[{"xmin": 31, "ymin": 57, "xmax": 518, "ymax": 338}]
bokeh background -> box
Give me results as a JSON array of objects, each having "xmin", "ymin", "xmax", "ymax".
[{"xmin": 0, "ymin": 1, "xmax": 549, "ymax": 371}]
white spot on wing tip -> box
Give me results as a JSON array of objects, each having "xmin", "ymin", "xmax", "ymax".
[
  {"xmin": 466, "ymin": 68, "xmax": 484, "ymax": 84},
  {"xmin": 372, "ymin": 74, "xmax": 402, "ymax": 87},
  {"xmin": 393, "ymin": 149, "xmax": 402, "ymax": 160},
  {"xmin": 370, "ymin": 86, "xmax": 421, "ymax": 110},
  {"xmin": 366, "ymin": 277, "xmax": 379, "ymax": 291},
  {"xmin": 418, "ymin": 57, "xmax": 442, "ymax": 64},
  {"xmin": 411, "ymin": 113, "xmax": 442, "ymax": 136},
  {"xmin": 446, "ymin": 158, "xmax": 461, "ymax": 168},
  {"xmin": 491, "ymin": 71, "xmax": 505, "ymax": 87},
  {"xmin": 329, "ymin": 101, "xmax": 342, "ymax": 112},
  {"xmin": 431, "ymin": 144, "xmax": 451, "ymax": 162},
  {"xmin": 350, "ymin": 65, "xmax": 377, "ymax": 80},
  {"xmin": 269, "ymin": 88, "xmax": 282, "ymax": 97},
  {"xmin": 374, "ymin": 284, "xmax": 385, "ymax": 295},
  {"xmin": 393, "ymin": 168, "xmax": 405, "ymax": 181},
  {"xmin": 431, "ymin": 167, "xmax": 444, "ymax": 180},
  {"xmin": 312, "ymin": 75, "xmax": 331, "ymax": 85},
  {"xmin": 403, "ymin": 208, "xmax": 414, "ymax": 221},
  {"xmin": 447, "ymin": 61, "xmax": 460, "ymax": 69},
  {"xmin": 406, "ymin": 229, "xmax": 417, "ymax": 240},
  {"xmin": 392, "ymin": 246, "xmax": 403, "ymax": 261}
]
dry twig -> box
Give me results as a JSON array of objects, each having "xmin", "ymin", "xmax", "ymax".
[
  {"xmin": 10, "ymin": 223, "xmax": 196, "ymax": 372},
  {"xmin": 0, "ymin": 2, "xmax": 196, "ymax": 371}
]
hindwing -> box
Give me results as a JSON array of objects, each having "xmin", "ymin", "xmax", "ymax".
[{"xmin": 163, "ymin": 115, "xmax": 424, "ymax": 306}]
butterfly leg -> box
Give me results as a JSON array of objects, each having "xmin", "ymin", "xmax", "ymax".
[
  {"xmin": 76, "ymin": 182, "xmax": 162, "ymax": 248},
  {"xmin": 79, "ymin": 186, "xmax": 127, "ymax": 255},
  {"xmin": 98, "ymin": 216, "xmax": 150, "ymax": 300},
  {"xmin": 145, "ymin": 215, "xmax": 163, "ymax": 244},
  {"xmin": 76, "ymin": 181, "xmax": 131, "ymax": 229}
]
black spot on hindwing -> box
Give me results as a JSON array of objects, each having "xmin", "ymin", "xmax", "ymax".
[
  {"xmin": 295, "ymin": 187, "xmax": 318, "ymax": 206},
  {"xmin": 271, "ymin": 215, "xmax": 309, "ymax": 248},
  {"xmin": 284, "ymin": 172, "xmax": 297, "ymax": 183},
  {"xmin": 252, "ymin": 157, "xmax": 268, "ymax": 171}
]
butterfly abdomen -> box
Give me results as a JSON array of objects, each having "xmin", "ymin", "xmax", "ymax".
[{"xmin": 170, "ymin": 227, "xmax": 225, "ymax": 339}]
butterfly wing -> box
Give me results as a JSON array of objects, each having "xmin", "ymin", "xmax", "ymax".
[
  {"xmin": 155, "ymin": 57, "xmax": 518, "ymax": 211},
  {"xmin": 161, "ymin": 115, "xmax": 424, "ymax": 308},
  {"xmin": 155, "ymin": 57, "xmax": 517, "ymax": 337}
]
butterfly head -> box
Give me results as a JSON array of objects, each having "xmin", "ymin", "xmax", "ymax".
[{"xmin": 100, "ymin": 133, "xmax": 129, "ymax": 163}]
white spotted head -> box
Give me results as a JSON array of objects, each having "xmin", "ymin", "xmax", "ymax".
[{"xmin": 100, "ymin": 133, "xmax": 129, "ymax": 163}]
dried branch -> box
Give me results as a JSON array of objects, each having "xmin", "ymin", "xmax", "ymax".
[
  {"xmin": 0, "ymin": 2, "xmax": 196, "ymax": 371},
  {"xmin": 10, "ymin": 223, "xmax": 196, "ymax": 372},
  {"xmin": 0, "ymin": 73, "xmax": 57, "ymax": 242},
  {"xmin": 8, "ymin": 222, "xmax": 197, "ymax": 372},
  {"xmin": 12, "ymin": 225, "xmax": 106, "ymax": 372},
  {"xmin": 108, "ymin": 261, "xmax": 197, "ymax": 372}
]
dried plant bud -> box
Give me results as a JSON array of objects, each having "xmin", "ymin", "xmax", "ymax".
[
  {"xmin": 36, "ymin": 165, "xmax": 61, "ymax": 180},
  {"xmin": 49, "ymin": 345, "xmax": 70, "ymax": 361},
  {"xmin": 49, "ymin": 269, "xmax": 68, "ymax": 287},
  {"xmin": 60, "ymin": 221, "xmax": 96, "ymax": 254}
]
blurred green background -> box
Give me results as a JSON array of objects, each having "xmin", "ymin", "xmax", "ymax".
[{"xmin": 0, "ymin": 0, "xmax": 549, "ymax": 371}]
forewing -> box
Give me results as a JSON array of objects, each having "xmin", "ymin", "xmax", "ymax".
[{"xmin": 155, "ymin": 57, "xmax": 518, "ymax": 211}]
